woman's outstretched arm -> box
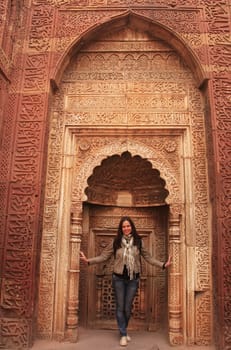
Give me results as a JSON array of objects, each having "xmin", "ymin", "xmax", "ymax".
[
  {"xmin": 163, "ymin": 255, "xmax": 172, "ymax": 268},
  {"xmin": 79, "ymin": 240, "xmax": 114, "ymax": 265},
  {"xmin": 80, "ymin": 251, "xmax": 89, "ymax": 264}
]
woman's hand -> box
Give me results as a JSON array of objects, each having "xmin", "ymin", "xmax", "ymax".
[
  {"xmin": 80, "ymin": 251, "xmax": 89, "ymax": 264},
  {"xmin": 164, "ymin": 255, "xmax": 172, "ymax": 268}
]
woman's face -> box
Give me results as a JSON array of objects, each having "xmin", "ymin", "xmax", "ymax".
[{"xmin": 122, "ymin": 220, "xmax": 132, "ymax": 236}]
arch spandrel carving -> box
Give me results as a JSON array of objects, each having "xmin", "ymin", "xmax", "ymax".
[
  {"xmin": 52, "ymin": 11, "xmax": 207, "ymax": 88},
  {"xmin": 70, "ymin": 135, "xmax": 182, "ymax": 206}
]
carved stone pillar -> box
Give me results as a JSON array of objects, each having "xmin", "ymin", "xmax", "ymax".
[
  {"xmin": 168, "ymin": 210, "xmax": 184, "ymax": 345},
  {"xmin": 65, "ymin": 210, "xmax": 82, "ymax": 341}
]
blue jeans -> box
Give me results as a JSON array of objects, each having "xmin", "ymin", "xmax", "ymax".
[{"xmin": 112, "ymin": 273, "xmax": 139, "ymax": 337}]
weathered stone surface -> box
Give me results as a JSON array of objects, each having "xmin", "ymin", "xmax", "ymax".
[{"xmin": 0, "ymin": 1, "xmax": 230, "ymax": 350}]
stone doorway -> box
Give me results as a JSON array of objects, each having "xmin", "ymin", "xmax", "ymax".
[
  {"xmin": 79, "ymin": 204, "xmax": 169, "ymax": 332},
  {"xmin": 37, "ymin": 14, "xmax": 212, "ymax": 347}
]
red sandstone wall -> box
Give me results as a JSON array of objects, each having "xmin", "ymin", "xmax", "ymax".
[{"xmin": 0, "ymin": 1, "xmax": 230, "ymax": 349}]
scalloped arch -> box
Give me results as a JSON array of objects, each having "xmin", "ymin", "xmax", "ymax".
[
  {"xmin": 72, "ymin": 139, "xmax": 181, "ymax": 205},
  {"xmin": 51, "ymin": 10, "xmax": 207, "ymax": 89}
]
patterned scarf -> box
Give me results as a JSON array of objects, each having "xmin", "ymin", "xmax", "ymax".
[{"xmin": 122, "ymin": 234, "xmax": 135, "ymax": 280}]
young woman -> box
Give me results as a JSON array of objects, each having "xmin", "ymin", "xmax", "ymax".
[{"xmin": 80, "ymin": 216, "xmax": 172, "ymax": 347}]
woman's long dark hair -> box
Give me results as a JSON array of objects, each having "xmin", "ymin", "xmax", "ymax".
[{"xmin": 113, "ymin": 216, "xmax": 142, "ymax": 254}]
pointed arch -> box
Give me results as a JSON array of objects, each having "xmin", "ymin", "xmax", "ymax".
[
  {"xmin": 51, "ymin": 11, "xmax": 207, "ymax": 90},
  {"xmin": 71, "ymin": 137, "xmax": 180, "ymax": 206}
]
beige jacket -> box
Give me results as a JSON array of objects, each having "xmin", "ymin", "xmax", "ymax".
[{"xmin": 88, "ymin": 239, "xmax": 164, "ymax": 274}]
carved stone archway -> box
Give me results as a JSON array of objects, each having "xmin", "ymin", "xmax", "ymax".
[
  {"xmin": 85, "ymin": 151, "xmax": 169, "ymax": 206},
  {"xmin": 52, "ymin": 11, "xmax": 206, "ymax": 88},
  {"xmin": 57, "ymin": 131, "xmax": 185, "ymax": 344},
  {"xmin": 37, "ymin": 13, "xmax": 212, "ymax": 347}
]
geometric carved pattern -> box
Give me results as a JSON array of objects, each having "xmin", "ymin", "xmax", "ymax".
[
  {"xmin": 0, "ymin": 318, "xmax": 32, "ymax": 349},
  {"xmin": 1, "ymin": 279, "xmax": 32, "ymax": 317},
  {"xmin": 98, "ymin": 277, "xmax": 116, "ymax": 319},
  {"xmin": 206, "ymin": 1, "xmax": 231, "ymax": 348},
  {"xmin": 195, "ymin": 291, "xmax": 212, "ymax": 346}
]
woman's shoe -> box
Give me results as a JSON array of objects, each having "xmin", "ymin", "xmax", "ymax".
[
  {"xmin": 120, "ymin": 336, "xmax": 127, "ymax": 346},
  {"xmin": 127, "ymin": 335, "xmax": 131, "ymax": 342}
]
